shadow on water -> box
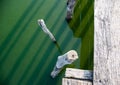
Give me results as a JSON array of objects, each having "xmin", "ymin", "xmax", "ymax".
[
  {"xmin": 0, "ymin": 0, "xmax": 40, "ymax": 55},
  {"xmin": 0, "ymin": 0, "xmax": 46, "ymax": 66},
  {"xmin": 31, "ymin": 1, "xmax": 82, "ymax": 82},
  {"xmin": 16, "ymin": 2, "xmax": 65, "ymax": 85},
  {"xmin": 4, "ymin": 0, "xmax": 61, "ymax": 80},
  {"xmin": 66, "ymin": 0, "xmax": 94, "ymax": 70},
  {"xmin": 26, "ymin": 20, "xmax": 67, "ymax": 85},
  {"xmin": 0, "ymin": 0, "xmax": 94, "ymax": 85},
  {"xmin": 38, "ymin": 0, "xmax": 63, "ymax": 21},
  {"xmin": 34, "ymin": 20, "xmax": 81, "ymax": 85},
  {"xmin": 36, "ymin": 33, "xmax": 70, "ymax": 85},
  {"xmin": 81, "ymin": 47, "xmax": 93, "ymax": 69},
  {"xmin": 17, "ymin": 13, "xmax": 64, "ymax": 85},
  {"xmin": 4, "ymin": 28, "xmax": 40, "ymax": 84},
  {"xmin": 54, "ymin": 42, "xmax": 63, "ymax": 54}
]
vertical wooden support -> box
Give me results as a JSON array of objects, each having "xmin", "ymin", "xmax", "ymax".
[
  {"xmin": 94, "ymin": 0, "xmax": 120, "ymax": 84},
  {"xmin": 62, "ymin": 68, "xmax": 93, "ymax": 85}
]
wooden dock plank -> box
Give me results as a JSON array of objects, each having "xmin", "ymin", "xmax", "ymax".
[
  {"xmin": 62, "ymin": 68, "xmax": 93, "ymax": 85},
  {"xmin": 94, "ymin": 0, "xmax": 120, "ymax": 84},
  {"xmin": 65, "ymin": 68, "xmax": 93, "ymax": 80},
  {"xmin": 62, "ymin": 78, "xmax": 92, "ymax": 85}
]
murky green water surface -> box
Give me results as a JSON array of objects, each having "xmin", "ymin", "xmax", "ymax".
[{"xmin": 0, "ymin": 0, "xmax": 94, "ymax": 85}]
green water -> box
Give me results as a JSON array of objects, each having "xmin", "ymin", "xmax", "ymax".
[{"xmin": 0, "ymin": 0, "xmax": 94, "ymax": 85}]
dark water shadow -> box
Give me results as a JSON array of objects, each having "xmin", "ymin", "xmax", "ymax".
[
  {"xmin": 0, "ymin": 0, "xmax": 40, "ymax": 55},
  {"xmin": 80, "ymin": 47, "xmax": 93, "ymax": 70},
  {"xmin": 35, "ymin": 19, "xmax": 81, "ymax": 84},
  {"xmin": 36, "ymin": 38, "xmax": 81, "ymax": 85},
  {"xmin": 36, "ymin": 31, "xmax": 71, "ymax": 84},
  {"xmin": 17, "ymin": 5, "xmax": 65, "ymax": 85},
  {"xmin": 4, "ymin": 28, "xmax": 40, "ymax": 84},
  {"xmin": 66, "ymin": 0, "xmax": 94, "ymax": 70},
  {"xmin": 26, "ymin": 20, "xmax": 67, "ymax": 85},
  {"xmin": 67, "ymin": 0, "xmax": 94, "ymax": 38},
  {"xmin": 78, "ymin": 12, "xmax": 94, "ymax": 38},
  {"xmin": 0, "ymin": 0, "xmax": 46, "ymax": 67},
  {"xmin": 54, "ymin": 42, "xmax": 62, "ymax": 54},
  {"xmin": 44, "ymin": 0, "xmax": 62, "ymax": 21}
]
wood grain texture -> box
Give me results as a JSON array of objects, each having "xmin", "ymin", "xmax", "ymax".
[
  {"xmin": 94, "ymin": 0, "xmax": 120, "ymax": 85},
  {"xmin": 62, "ymin": 78, "xmax": 92, "ymax": 85},
  {"xmin": 62, "ymin": 68, "xmax": 93, "ymax": 85},
  {"xmin": 65, "ymin": 68, "xmax": 93, "ymax": 80}
]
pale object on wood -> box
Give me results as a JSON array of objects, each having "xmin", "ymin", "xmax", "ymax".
[
  {"xmin": 51, "ymin": 50, "xmax": 78, "ymax": 78},
  {"xmin": 38, "ymin": 19, "xmax": 56, "ymax": 42}
]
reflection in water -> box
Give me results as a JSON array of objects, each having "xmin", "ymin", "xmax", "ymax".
[
  {"xmin": 54, "ymin": 41, "xmax": 62, "ymax": 54},
  {"xmin": 66, "ymin": 0, "xmax": 94, "ymax": 70}
]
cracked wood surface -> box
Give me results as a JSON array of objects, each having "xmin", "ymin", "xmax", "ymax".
[
  {"xmin": 94, "ymin": 0, "xmax": 120, "ymax": 85},
  {"xmin": 65, "ymin": 68, "xmax": 93, "ymax": 80},
  {"xmin": 62, "ymin": 78, "xmax": 92, "ymax": 85},
  {"xmin": 62, "ymin": 68, "xmax": 93, "ymax": 85}
]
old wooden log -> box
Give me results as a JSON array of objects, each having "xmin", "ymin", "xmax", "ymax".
[
  {"xmin": 51, "ymin": 50, "xmax": 78, "ymax": 78},
  {"xmin": 38, "ymin": 19, "xmax": 56, "ymax": 42},
  {"xmin": 62, "ymin": 68, "xmax": 93, "ymax": 85},
  {"xmin": 65, "ymin": 68, "xmax": 93, "ymax": 80},
  {"xmin": 62, "ymin": 78, "xmax": 92, "ymax": 85},
  {"xmin": 94, "ymin": 0, "xmax": 120, "ymax": 84}
]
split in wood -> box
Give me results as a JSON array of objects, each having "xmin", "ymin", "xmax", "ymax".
[{"xmin": 65, "ymin": 68, "xmax": 93, "ymax": 81}]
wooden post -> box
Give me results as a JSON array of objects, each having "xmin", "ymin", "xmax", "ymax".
[
  {"xmin": 62, "ymin": 68, "xmax": 93, "ymax": 85},
  {"xmin": 51, "ymin": 50, "xmax": 78, "ymax": 78},
  {"xmin": 94, "ymin": 0, "xmax": 120, "ymax": 84}
]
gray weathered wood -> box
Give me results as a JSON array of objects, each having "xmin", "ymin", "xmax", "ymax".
[
  {"xmin": 65, "ymin": 68, "xmax": 93, "ymax": 80},
  {"xmin": 51, "ymin": 50, "xmax": 78, "ymax": 78},
  {"xmin": 94, "ymin": 0, "xmax": 120, "ymax": 85},
  {"xmin": 62, "ymin": 68, "xmax": 93, "ymax": 85},
  {"xmin": 62, "ymin": 78, "xmax": 92, "ymax": 85}
]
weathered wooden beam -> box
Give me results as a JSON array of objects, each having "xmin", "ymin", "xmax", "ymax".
[
  {"xmin": 94, "ymin": 0, "xmax": 120, "ymax": 84},
  {"xmin": 65, "ymin": 68, "xmax": 93, "ymax": 80},
  {"xmin": 62, "ymin": 68, "xmax": 93, "ymax": 85},
  {"xmin": 62, "ymin": 78, "xmax": 92, "ymax": 85}
]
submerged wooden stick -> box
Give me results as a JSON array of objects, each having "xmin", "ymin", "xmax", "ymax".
[
  {"xmin": 38, "ymin": 19, "xmax": 56, "ymax": 42},
  {"xmin": 66, "ymin": 0, "xmax": 76, "ymax": 20},
  {"xmin": 51, "ymin": 50, "xmax": 78, "ymax": 78}
]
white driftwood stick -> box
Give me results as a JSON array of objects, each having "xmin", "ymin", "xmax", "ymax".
[
  {"xmin": 65, "ymin": 68, "xmax": 93, "ymax": 80},
  {"xmin": 94, "ymin": 0, "xmax": 120, "ymax": 84},
  {"xmin": 38, "ymin": 19, "xmax": 56, "ymax": 42},
  {"xmin": 51, "ymin": 50, "xmax": 78, "ymax": 78},
  {"xmin": 62, "ymin": 78, "xmax": 92, "ymax": 85}
]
